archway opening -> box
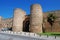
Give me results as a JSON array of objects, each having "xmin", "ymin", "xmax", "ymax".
[{"xmin": 23, "ymin": 17, "xmax": 30, "ymax": 32}]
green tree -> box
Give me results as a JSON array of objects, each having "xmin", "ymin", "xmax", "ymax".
[{"xmin": 47, "ymin": 13, "xmax": 57, "ymax": 31}]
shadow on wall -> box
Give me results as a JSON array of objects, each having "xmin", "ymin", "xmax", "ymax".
[{"xmin": 23, "ymin": 18, "xmax": 30, "ymax": 32}]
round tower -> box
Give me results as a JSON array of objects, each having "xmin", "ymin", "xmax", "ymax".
[
  {"xmin": 30, "ymin": 4, "xmax": 43, "ymax": 33},
  {"xmin": 13, "ymin": 8, "xmax": 26, "ymax": 32}
]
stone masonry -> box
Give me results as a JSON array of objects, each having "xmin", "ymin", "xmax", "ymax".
[
  {"xmin": 30, "ymin": 4, "xmax": 43, "ymax": 33},
  {"xmin": 0, "ymin": 4, "xmax": 60, "ymax": 33},
  {"xmin": 13, "ymin": 8, "xmax": 26, "ymax": 32}
]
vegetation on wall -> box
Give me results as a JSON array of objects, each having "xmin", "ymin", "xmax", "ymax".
[{"xmin": 47, "ymin": 13, "xmax": 57, "ymax": 32}]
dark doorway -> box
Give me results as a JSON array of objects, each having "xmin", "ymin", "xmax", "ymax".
[{"xmin": 23, "ymin": 18, "xmax": 30, "ymax": 32}]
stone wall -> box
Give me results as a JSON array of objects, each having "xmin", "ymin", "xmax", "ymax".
[
  {"xmin": 0, "ymin": 4, "xmax": 60, "ymax": 33},
  {"xmin": 13, "ymin": 8, "xmax": 26, "ymax": 32},
  {"xmin": 30, "ymin": 4, "xmax": 43, "ymax": 33},
  {"xmin": 0, "ymin": 16, "xmax": 3, "ymax": 30},
  {"xmin": 43, "ymin": 10, "xmax": 60, "ymax": 32}
]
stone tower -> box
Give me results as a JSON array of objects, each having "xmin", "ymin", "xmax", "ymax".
[
  {"xmin": 30, "ymin": 4, "xmax": 43, "ymax": 33},
  {"xmin": 13, "ymin": 8, "xmax": 26, "ymax": 32}
]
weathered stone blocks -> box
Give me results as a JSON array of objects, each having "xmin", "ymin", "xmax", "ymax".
[
  {"xmin": 30, "ymin": 4, "xmax": 43, "ymax": 33},
  {"xmin": 13, "ymin": 8, "xmax": 26, "ymax": 32}
]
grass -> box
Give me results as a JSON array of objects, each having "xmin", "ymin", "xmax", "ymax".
[{"xmin": 38, "ymin": 32, "xmax": 60, "ymax": 36}]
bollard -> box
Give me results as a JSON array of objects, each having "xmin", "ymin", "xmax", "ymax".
[
  {"xmin": 47, "ymin": 35, "xmax": 48, "ymax": 38},
  {"xmin": 55, "ymin": 36, "xmax": 56, "ymax": 39},
  {"xmin": 10, "ymin": 31, "xmax": 13, "ymax": 34},
  {"xmin": 20, "ymin": 32, "xmax": 22, "ymax": 34},
  {"xmin": 29, "ymin": 33, "xmax": 30, "ymax": 36},
  {"xmin": 34, "ymin": 33, "xmax": 35, "ymax": 36},
  {"xmin": 8, "ymin": 31, "xmax": 10, "ymax": 33},
  {"xmin": 40, "ymin": 34, "xmax": 41, "ymax": 37},
  {"xmin": 24, "ymin": 32, "xmax": 26, "ymax": 35},
  {"xmin": 14, "ymin": 32, "xmax": 17, "ymax": 34},
  {"xmin": 17, "ymin": 32, "xmax": 20, "ymax": 34}
]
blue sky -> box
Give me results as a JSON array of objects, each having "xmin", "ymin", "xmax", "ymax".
[{"xmin": 0, "ymin": 0, "xmax": 60, "ymax": 18}]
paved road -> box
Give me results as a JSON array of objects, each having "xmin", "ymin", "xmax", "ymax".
[
  {"xmin": 0, "ymin": 32, "xmax": 60, "ymax": 40},
  {"xmin": 0, "ymin": 33, "xmax": 47, "ymax": 40}
]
